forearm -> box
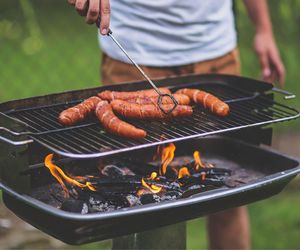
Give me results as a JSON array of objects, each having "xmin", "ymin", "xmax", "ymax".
[
  {"xmin": 244, "ymin": 0, "xmax": 285, "ymax": 86},
  {"xmin": 243, "ymin": 0, "xmax": 273, "ymax": 34}
]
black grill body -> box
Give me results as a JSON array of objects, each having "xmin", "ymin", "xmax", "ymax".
[
  {"xmin": 1, "ymin": 137, "xmax": 299, "ymax": 244},
  {"xmin": 0, "ymin": 74, "xmax": 299, "ymax": 244}
]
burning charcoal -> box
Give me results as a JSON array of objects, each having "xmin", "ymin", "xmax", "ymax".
[
  {"xmin": 161, "ymin": 191, "xmax": 182, "ymax": 201},
  {"xmin": 165, "ymin": 168, "xmax": 178, "ymax": 179},
  {"xmin": 89, "ymin": 194, "xmax": 106, "ymax": 205},
  {"xmin": 101, "ymin": 165, "xmax": 126, "ymax": 177},
  {"xmin": 31, "ymin": 183, "xmax": 64, "ymax": 208},
  {"xmin": 182, "ymin": 184, "xmax": 215, "ymax": 198},
  {"xmin": 61, "ymin": 200, "xmax": 89, "ymax": 214},
  {"xmin": 69, "ymin": 187, "xmax": 79, "ymax": 199},
  {"xmin": 121, "ymin": 167, "xmax": 136, "ymax": 176},
  {"xmin": 125, "ymin": 194, "xmax": 141, "ymax": 207},
  {"xmin": 88, "ymin": 201, "xmax": 111, "ymax": 213},
  {"xmin": 88, "ymin": 194, "xmax": 115, "ymax": 213},
  {"xmin": 91, "ymin": 203, "xmax": 117, "ymax": 213},
  {"xmin": 140, "ymin": 193, "xmax": 161, "ymax": 205},
  {"xmin": 191, "ymin": 168, "xmax": 231, "ymax": 179},
  {"xmin": 168, "ymin": 181, "xmax": 181, "ymax": 191},
  {"xmin": 105, "ymin": 193, "xmax": 137, "ymax": 208},
  {"xmin": 204, "ymin": 168, "xmax": 231, "ymax": 176},
  {"xmin": 179, "ymin": 176, "xmax": 225, "ymax": 188}
]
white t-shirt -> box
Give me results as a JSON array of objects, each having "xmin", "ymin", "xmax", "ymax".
[{"xmin": 99, "ymin": 0, "xmax": 237, "ymax": 67}]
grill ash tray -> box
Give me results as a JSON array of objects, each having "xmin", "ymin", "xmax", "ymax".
[{"xmin": 1, "ymin": 137, "xmax": 299, "ymax": 245}]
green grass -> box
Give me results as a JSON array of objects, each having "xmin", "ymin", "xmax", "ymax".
[
  {"xmin": 188, "ymin": 178, "xmax": 300, "ymax": 249},
  {"xmin": 0, "ymin": 0, "xmax": 100, "ymax": 101}
]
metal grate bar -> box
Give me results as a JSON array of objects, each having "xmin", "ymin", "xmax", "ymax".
[{"xmin": 3, "ymin": 83, "xmax": 299, "ymax": 158}]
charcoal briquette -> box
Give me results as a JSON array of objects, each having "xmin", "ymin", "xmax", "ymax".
[
  {"xmin": 61, "ymin": 199, "xmax": 88, "ymax": 214},
  {"xmin": 140, "ymin": 194, "xmax": 161, "ymax": 205},
  {"xmin": 101, "ymin": 165, "xmax": 126, "ymax": 177}
]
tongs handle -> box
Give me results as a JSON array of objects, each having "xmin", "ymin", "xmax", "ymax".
[{"xmin": 107, "ymin": 29, "xmax": 178, "ymax": 114}]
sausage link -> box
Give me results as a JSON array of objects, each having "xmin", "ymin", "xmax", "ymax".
[
  {"xmin": 111, "ymin": 100, "xmax": 193, "ymax": 120},
  {"xmin": 175, "ymin": 88, "xmax": 230, "ymax": 116},
  {"xmin": 59, "ymin": 96, "xmax": 101, "ymax": 126},
  {"xmin": 98, "ymin": 87, "xmax": 171, "ymax": 101},
  {"xmin": 126, "ymin": 93, "xmax": 191, "ymax": 105},
  {"xmin": 95, "ymin": 101, "xmax": 147, "ymax": 139}
]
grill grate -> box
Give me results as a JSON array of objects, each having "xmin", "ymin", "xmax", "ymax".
[{"xmin": 4, "ymin": 83, "xmax": 300, "ymax": 158}]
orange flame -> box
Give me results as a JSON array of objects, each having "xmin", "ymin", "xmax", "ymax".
[
  {"xmin": 137, "ymin": 189, "xmax": 145, "ymax": 196},
  {"xmin": 141, "ymin": 178, "xmax": 162, "ymax": 193},
  {"xmin": 193, "ymin": 150, "xmax": 205, "ymax": 170},
  {"xmin": 153, "ymin": 134, "xmax": 167, "ymax": 161},
  {"xmin": 160, "ymin": 143, "xmax": 176, "ymax": 175},
  {"xmin": 138, "ymin": 171, "xmax": 162, "ymax": 195},
  {"xmin": 149, "ymin": 172, "xmax": 159, "ymax": 180},
  {"xmin": 178, "ymin": 167, "xmax": 190, "ymax": 179},
  {"xmin": 44, "ymin": 154, "xmax": 96, "ymax": 198}
]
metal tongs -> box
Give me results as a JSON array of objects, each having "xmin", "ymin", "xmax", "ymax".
[{"xmin": 107, "ymin": 29, "xmax": 178, "ymax": 114}]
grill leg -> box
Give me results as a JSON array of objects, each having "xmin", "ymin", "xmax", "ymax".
[{"xmin": 112, "ymin": 222, "xmax": 186, "ymax": 250}]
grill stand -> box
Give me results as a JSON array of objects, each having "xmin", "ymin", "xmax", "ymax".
[{"xmin": 112, "ymin": 222, "xmax": 186, "ymax": 249}]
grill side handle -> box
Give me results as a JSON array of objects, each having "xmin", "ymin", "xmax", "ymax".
[
  {"xmin": 0, "ymin": 133, "xmax": 33, "ymax": 146},
  {"xmin": 0, "ymin": 112, "xmax": 33, "ymax": 146},
  {"xmin": 271, "ymin": 87, "xmax": 296, "ymax": 100}
]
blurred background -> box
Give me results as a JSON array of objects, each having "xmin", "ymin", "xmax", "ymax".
[{"xmin": 0, "ymin": 0, "xmax": 299, "ymax": 249}]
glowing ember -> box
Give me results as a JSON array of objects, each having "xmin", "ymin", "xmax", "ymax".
[
  {"xmin": 178, "ymin": 167, "xmax": 190, "ymax": 179},
  {"xmin": 140, "ymin": 178, "xmax": 162, "ymax": 194},
  {"xmin": 149, "ymin": 172, "xmax": 159, "ymax": 180},
  {"xmin": 137, "ymin": 189, "xmax": 145, "ymax": 196},
  {"xmin": 137, "ymin": 172, "xmax": 162, "ymax": 195},
  {"xmin": 193, "ymin": 150, "xmax": 205, "ymax": 170},
  {"xmin": 160, "ymin": 143, "xmax": 176, "ymax": 175},
  {"xmin": 44, "ymin": 154, "xmax": 96, "ymax": 198},
  {"xmin": 153, "ymin": 144, "xmax": 162, "ymax": 161},
  {"xmin": 153, "ymin": 134, "xmax": 167, "ymax": 161}
]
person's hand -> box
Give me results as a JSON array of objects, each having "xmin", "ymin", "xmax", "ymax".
[
  {"xmin": 254, "ymin": 32, "xmax": 285, "ymax": 87},
  {"xmin": 68, "ymin": 0, "xmax": 110, "ymax": 35}
]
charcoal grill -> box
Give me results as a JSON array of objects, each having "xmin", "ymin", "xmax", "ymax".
[{"xmin": 0, "ymin": 74, "xmax": 300, "ymax": 245}]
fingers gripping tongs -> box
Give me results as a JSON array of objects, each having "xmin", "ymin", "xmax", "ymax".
[{"xmin": 106, "ymin": 29, "xmax": 178, "ymax": 114}]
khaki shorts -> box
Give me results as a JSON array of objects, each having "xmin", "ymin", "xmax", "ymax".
[{"xmin": 101, "ymin": 48, "xmax": 241, "ymax": 85}]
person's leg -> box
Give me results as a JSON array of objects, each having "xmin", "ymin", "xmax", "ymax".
[
  {"xmin": 207, "ymin": 206, "xmax": 250, "ymax": 249},
  {"xmin": 194, "ymin": 48, "xmax": 250, "ymax": 250}
]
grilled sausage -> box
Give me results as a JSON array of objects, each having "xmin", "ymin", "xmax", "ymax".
[
  {"xmin": 126, "ymin": 93, "xmax": 191, "ymax": 105},
  {"xmin": 111, "ymin": 100, "xmax": 193, "ymax": 120},
  {"xmin": 95, "ymin": 101, "xmax": 147, "ymax": 138},
  {"xmin": 59, "ymin": 96, "xmax": 101, "ymax": 126},
  {"xmin": 175, "ymin": 88, "xmax": 230, "ymax": 116},
  {"xmin": 98, "ymin": 88, "xmax": 171, "ymax": 101}
]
